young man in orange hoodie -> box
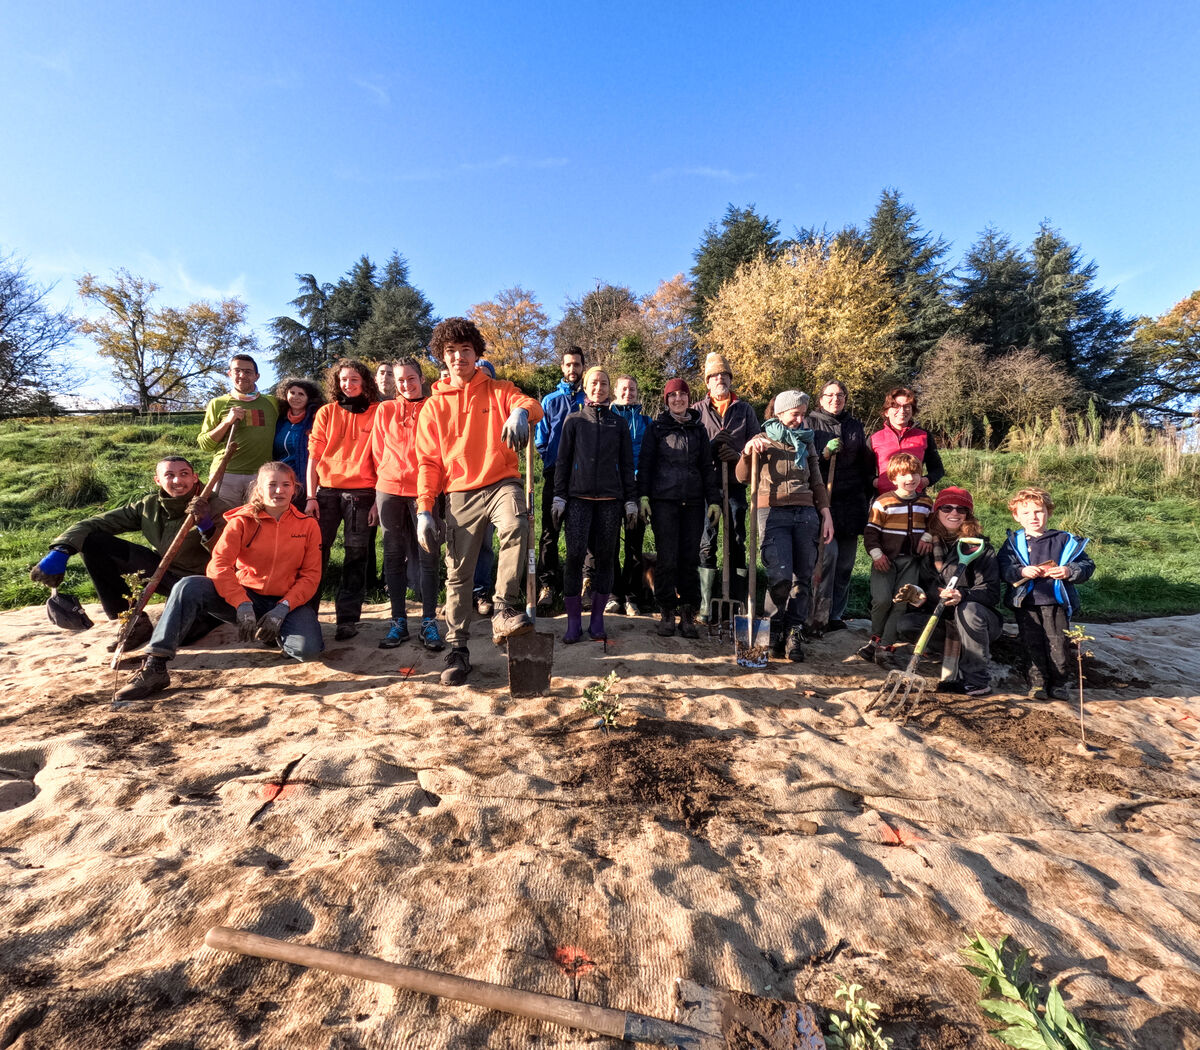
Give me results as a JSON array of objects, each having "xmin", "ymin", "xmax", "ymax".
[{"xmin": 415, "ymin": 317, "xmax": 544, "ymax": 686}]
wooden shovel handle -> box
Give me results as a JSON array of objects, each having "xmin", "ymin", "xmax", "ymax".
[{"xmin": 204, "ymin": 926, "xmax": 627, "ymax": 1039}]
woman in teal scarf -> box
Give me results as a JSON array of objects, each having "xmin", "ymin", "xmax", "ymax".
[{"xmin": 737, "ymin": 390, "xmax": 834, "ymax": 662}]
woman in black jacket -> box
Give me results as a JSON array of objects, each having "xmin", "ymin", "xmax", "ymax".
[
  {"xmin": 806, "ymin": 380, "xmax": 875, "ymax": 630},
  {"xmin": 553, "ymin": 367, "xmax": 636, "ymax": 643},
  {"xmin": 637, "ymin": 378, "xmax": 721, "ymax": 639}
]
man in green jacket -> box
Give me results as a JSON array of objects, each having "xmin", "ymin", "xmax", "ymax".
[
  {"xmin": 30, "ymin": 456, "xmax": 217, "ymax": 651},
  {"xmin": 198, "ymin": 354, "xmax": 280, "ymax": 514}
]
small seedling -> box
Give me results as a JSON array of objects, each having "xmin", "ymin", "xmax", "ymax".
[
  {"xmin": 118, "ymin": 571, "xmax": 148, "ymax": 630},
  {"xmin": 960, "ymin": 933, "xmax": 1107, "ymax": 1049},
  {"xmin": 580, "ymin": 671, "xmax": 622, "ymax": 733},
  {"xmin": 825, "ymin": 977, "xmax": 892, "ymax": 1050},
  {"xmin": 1065, "ymin": 624, "xmax": 1095, "ymax": 745}
]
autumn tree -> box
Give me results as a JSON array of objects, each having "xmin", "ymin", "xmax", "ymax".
[
  {"xmin": 0, "ymin": 250, "xmax": 76, "ymax": 416},
  {"xmin": 698, "ymin": 239, "xmax": 901, "ymax": 406},
  {"xmin": 553, "ymin": 283, "xmax": 645, "ymax": 369},
  {"xmin": 1127, "ymin": 290, "xmax": 1200, "ymax": 422},
  {"xmin": 642, "ymin": 273, "xmax": 696, "ymax": 378},
  {"xmin": 468, "ymin": 286, "xmax": 553, "ymax": 378},
  {"xmin": 690, "ymin": 204, "xmax": 782, "ymax": 330},
  {"xmin": 77, "ymin": 270, "xmax": 257, "ymax": 411}
]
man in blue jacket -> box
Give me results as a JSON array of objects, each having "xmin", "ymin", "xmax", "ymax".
[
  {"xmin": 534, "ymin": 346, "xmax": 584, "ymax": 607},
  {"xmin": 608, "ymin": 375, "xmax": 652, "ymax": 615}
]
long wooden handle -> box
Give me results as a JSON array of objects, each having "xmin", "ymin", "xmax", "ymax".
[
  {"xmin": 205, "ymin": 927, "xmax": 628, "ymax": 1038},
  {"xmin": 525, "ymin": 430, "xmax": 536, "ymax": 621},
  {"xmin": 720, "ymin": 462, "xmax": 731, "ymax": 601},
  {"xmin": 746, "ymin": 451, "xmax": 758, "ymax": 620}
]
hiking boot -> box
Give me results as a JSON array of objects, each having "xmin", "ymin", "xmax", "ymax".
[
  {"xmin": 785, "ymin": 628, "xmax": 805, "ymax": 662},
  {"xmin": 334, "ymin": 623, "xmax": 359, "ymax": 641},
  {"xmin": 965, "ymin": 683, "xmax": 992, "ymax": 697},
  {"xmin": 113, "ymin": 655, "xmax": 170, "ymax": 702},
  {"xmin": 492, "ymin": 604, "xmax": 533, "ymax": 645},
  {"xmin": 678, "ymin": 606, "xmax": 699, "ymax": 639},
  {"xmin": 656, "ymin": 610, "xmax": 676, "ymax": 637},
  {"xmin": 857, "ymin": 639, "xmax": 879, "ymax": 663},
  {"xmin": 624, "ymin": 599, "xmax": 641, "ymax": 617},
  {"xmin": 770, "ymin": 632, "xmax": 786, "ymax": 659},
  {"xmin": 107, "ymin": 611, "xmax": 153, "ymax": 652},
  {"xmin": 604, "ymin": 597, "xmax": 621, "ymax": 614},
  {"xmin": 536, "ymin": 586, "xmax": 554, "ymax": 610},
  {"xmin": 563, "ymin": 596, "xmax": 583, "ymax": 644},
  {"xmin": 825, "ymin": 618, "xmax": 848, "ymax": 632},
  {"xmin": 581, "ymin": 577, "xmax": 594, "ymax": 612},
  {"xmin": 419, "ymin": 617, "xmax": 445, "ymax": 652},
  {"xmin": 1046, "ymin": 685, "xmax": 1070, "ymax": 701},
  {"xmin": 475, "ymin": 593, "xmax": 494, "ymax": 617},
  {"xmin": 379, "ymin": 618, "xmax": 410, "ymax": 649},
  {"xmin": 440, "ymin": 647, "xmax": 471, "ymax": 686}
]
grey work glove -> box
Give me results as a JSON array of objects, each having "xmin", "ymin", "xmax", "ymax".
[
  {"xmin": 551, "ymin": 497, "xmax": 567, "ymax": 529},
  {"xmin": 501, "ymin": 407, "xmax": 530, "ymax": 451},
  {"xmin": 639, "ymin": 496, "xmax": 652, "ymax": 526},
  {"xmin": 417, "ymin": 510, "xmax": 439, "ymax": 553},
  {"xmin": 255, "ymin": 603, "xmax": 289, "ymax": 646},
  {"xmin": 236, "ymin": 601, "xmax": 257, "ymax": 642},
  {"xmin": 624, "ymin": 501, "xmax": 639, "ymax": 529},
  {"xmin": 706, "ymin": 504, "xmax": 722, "ymax": 528}
]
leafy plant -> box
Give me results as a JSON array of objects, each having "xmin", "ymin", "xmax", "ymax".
[
  {"xmin": 960, "ymin": 934, "xmax": 1106, "ymax": 1049},
  {"xmin": 826, "ymin": 977, "xmax": 893, "ymax": 1050},
  {"xmin": 580, "ymin": 671, "xmax": 622, "ymax": 733},
  {"xmin": 1065, "ymin": 625, "xmax": 1095, "ymax": 744}
]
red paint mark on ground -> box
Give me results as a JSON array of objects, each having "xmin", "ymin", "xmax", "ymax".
[
  {"xmin": 258, "ymin": 783, "xmax": 302, "ymax": 802},
  {"xmin": 1112, "ymin": 634, "xmax": 1134, "ymax": 641},
  {"xmin": 398, "ymin": 666, "xmax": 416, "ymax": 678},
  {"xmin": 879, "ymin": 821, "xmax": 923, "ymax": 847},
  {"xmin": 553, "ymin": 946, "xmax": 595, "ymax": 976}
]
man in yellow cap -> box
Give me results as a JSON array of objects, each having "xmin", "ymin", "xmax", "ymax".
[{"xmin": 694, "ymin": 352, "xmax": 760, "ymax": 620}]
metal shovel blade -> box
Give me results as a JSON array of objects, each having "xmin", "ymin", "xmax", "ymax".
[
  {"xmin": 507, "ymin": 629, "xmax": 554, "ymax": 698},
  {"xmin": 734, "ymin": 613, "xmax": 771, "ymax": 669},
  {"xmin": 675, "ymin": 978, "xmax": 826, "ymax": 1049}
]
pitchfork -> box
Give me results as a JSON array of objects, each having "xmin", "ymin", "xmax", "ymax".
[{"xmin": 710, "ymin": 462, "xmax": 743, "ymax": 641}]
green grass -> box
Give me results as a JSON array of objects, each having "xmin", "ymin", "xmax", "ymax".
[{"xmin": 1, "ymin": 416, "xmax": 1198, "ymax": 621}]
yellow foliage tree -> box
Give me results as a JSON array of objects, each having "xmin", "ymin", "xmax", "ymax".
[
  {"xmin": 697, "ymin": 240, "xmax": 902, "ymax": 406},
  {"xmin": 468, "ymin": 286, "xmax": 552, "ymax": 380}
]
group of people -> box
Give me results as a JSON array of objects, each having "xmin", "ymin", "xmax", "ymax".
[{"xmin": 30, "ymin": 319, "xmax": 1095, "ymax": 703}]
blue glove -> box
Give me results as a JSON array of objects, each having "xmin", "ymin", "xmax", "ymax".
[
  {"xmin": 501, "ymin": 407, "xmax": 530, "ymax": 451},
  {"xmin": 188, "ymin": 496, "xmax": 214, "ymax": 532},
  {"xmin": 31, "ymin": 547, "xmax": 71, "ymax": 586},
  {"xmin": 417, "ymin": 511, "xmax": 439, "ymax": 553}
]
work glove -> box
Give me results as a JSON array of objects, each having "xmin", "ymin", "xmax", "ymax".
[
  {"xmin": 712, "ymin": 430, "xmax": 740, "ymax": 463},
  {"xmin": 501, "ymin": 407, "xmax": 530, "ymax": 451},
  {"xmin": 639, "ymin": 496, "xmax": 652, "ymax": 526},
  {"xmin": 706, "ymin": 504, "xmax": 722, "ymax": 528},
  {"xmin": 417, "ymin": 511, "xmax": 439, "ymax": 553},
  {"xmin": 236, "ymin": 601, "xmax": 258, "ymax": 642},
  {"xmin": 187, "ymin": 495, "xmax": 215, "ymax": 532},
  {"xmin": 30, "ymin": 546, "xmax": 71, "ymax": 587},
  {"xmin": 624, "ymin": 501, "xmax": 639, "ymax": 529},
  {"xmin": 824, "ymin": 437, "xmax": 842, "ymax": 457},
  {"xmin": 551, "ymin": 497, "xmax": 567, "ymax": 529},
  {"xmin": 255, "ymin": 603, "xmax": 289, "ymax": 647}
]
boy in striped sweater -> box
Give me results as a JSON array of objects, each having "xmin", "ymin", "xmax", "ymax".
[{"xmin": 859, "ymin": 452, "xmax": 935, "ymax": 662}]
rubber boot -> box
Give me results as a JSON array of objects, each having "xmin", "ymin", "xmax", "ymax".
[
  {"xmin": 563, "ymin": 596, "xmax": 583, "ymax": 644},
  {"xmin": 588, "ymin": 594, "xmax": 609, "ymax": 640},
  {"xmin": 697, "ymin": 568, "xmax": 716, "ymax": 624}
]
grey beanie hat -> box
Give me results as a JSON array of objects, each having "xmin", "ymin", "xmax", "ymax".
[{"xmin": 773, "ymin": 389, "xmax": 809, "ymax": 416}]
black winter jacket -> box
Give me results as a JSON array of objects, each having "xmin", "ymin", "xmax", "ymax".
[
  {"xmin": 806, "ymin": 406, "xmax": 874, "ymax": 537},
  {"xmin": 919, "ymin": 538, "xmax": 1002, "ymax": 612},
  {"xmin": 554, "ymin": 403, "xmax": 635, "ymax": 503},
  {"xmin": 637, "ymin": 409, "xmax": 721, "ymax": 504}
]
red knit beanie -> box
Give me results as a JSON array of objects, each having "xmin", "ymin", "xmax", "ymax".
[
  {"xmin": 663, "ymin": 378, "xmax": 690, "ymax": 397},
  {"xmin": 933, "ymin": 486, "xmax": 974, "ymax": 513}
]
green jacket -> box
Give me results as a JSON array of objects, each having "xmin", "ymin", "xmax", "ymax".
[
  {"xmin": 198, "ymin": 392, "xmax": 280, "ymax": 476},
  {"xmin": 53, "ymin": 486, "xmax": 213, "ymax": 575}
]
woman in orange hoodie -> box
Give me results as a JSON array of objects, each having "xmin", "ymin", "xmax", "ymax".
[
  {"xmin": 371, "ymin": 358, "xmax": 444, "ymax": 651},
  {"xmin": 306, "ymin": 358, "xmax": 381, "ymax": 639},
  {"xmin": 113, "ymin": 462, "xmax": 324, "ymax": 701}
]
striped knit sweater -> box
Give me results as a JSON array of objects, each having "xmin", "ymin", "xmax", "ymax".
[{"xmin": 863, "ymin": 491, "xmax": 934, "ymax": 560}]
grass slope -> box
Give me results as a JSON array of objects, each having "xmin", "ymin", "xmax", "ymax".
[{"xmin": 1, "ymin": 417, "xmax": 1198, "ymax": 621}]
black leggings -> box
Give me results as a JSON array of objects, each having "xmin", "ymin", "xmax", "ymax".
[
  {"xmin": 376, "ymin": 492, "xmax": 438, "ymax": 621},
  {"xmin": 650, "ymin": 499, "xmax": 705, "ymax": 611},
  {"xmin": 563, "ymin": 499, "xmax": 622, "ymax": 597}
]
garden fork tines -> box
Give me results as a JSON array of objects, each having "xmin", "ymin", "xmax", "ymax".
[{"xmin": 865, "ymin": 667, "xmax": 930, "ymax": 723}]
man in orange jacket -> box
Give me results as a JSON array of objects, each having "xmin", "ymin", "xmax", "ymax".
[{"xmin": 416, "ymin": 317, "xmax": 544, "ymax": 686}]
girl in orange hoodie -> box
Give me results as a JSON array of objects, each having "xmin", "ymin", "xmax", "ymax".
[
  {"xmin": 371, "ymin": 358, "xmax": 444, "ymax": 651},
  {"xmin": 113, "ymin": 462, "xmax": 324, "ymax": 701},
  {"xmin": 306, "ymin": 359, "xmax": 381, "ymax": 639}
]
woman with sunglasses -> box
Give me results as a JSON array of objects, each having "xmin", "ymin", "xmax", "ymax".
[{"xmin": 921, "ymin": 487, "xmax": 1001, "ymax": 697}]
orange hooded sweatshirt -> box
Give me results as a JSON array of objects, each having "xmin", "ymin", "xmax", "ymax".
[
  {"xmin": 207, "ymin": 504, "xmax": 322, "ymax": 609},
  {"xmin": 308, "ymin": 401, "xmax": 379, "ymax": 489},
  {"xmin": 371, "ymin": 396, "xmax": 425, "ymax": 497},
  {"xmin": 415, "ymin": 370, "xmax": 543, "ymax": 512}
]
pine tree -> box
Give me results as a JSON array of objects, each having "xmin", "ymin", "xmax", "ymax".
[
  {"xmin": 269, "ymin": 274, "xmax": 335, "ymax": 378},
  {"xmin": 690, "ymin": 204, "xmax": 781, "ymax": 330},
  {"xmin": 951, "ymin": 227, "xmax": 1036, "ymax": 358}
]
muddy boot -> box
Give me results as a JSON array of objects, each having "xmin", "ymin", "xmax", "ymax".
[
  {"xmin": 563, "ymin": 596, "xmax": 583, "ymax": 644},
  {"xmin": 492, "ymin": 604, "xmax": 533, "ymax": 645},
  {"xmin": 440, "ymin": 646, "xmax": 471, "ymax": 686},
  {"xmin": 697, "ymin": 568, "xmax": 716, "ymax": 625},
  {"xmin": 581, "ymin": 576, "xmax": 594, "ymax": 612},
  {"xmin": 656, "ymin": 609, "xmax": 676, "ymax": 637},
  {"xmin": 678, "ymin": 606, "xmax": 700, "ymax": 639},
  {"xmin": 588, "ymin": 594, "xmax": 609, "ymax": 641},
  {"xmin": 113, "ymin": 654, "xmax": 171, "ymax": 702},
  {"xmin": 785, "ymin": 627, "xmax": 805, "ymax": 662}
]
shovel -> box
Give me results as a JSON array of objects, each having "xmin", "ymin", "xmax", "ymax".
[
  {"xmin": 709, "ymin": 462, "xmax": 743, "ymax": 641},
  {"xmin": 507, "ymin": 431, "xmax": 554, "ymax": 698},
  {"xmin": 204, "ymin": 927, "xmax": 825, "ymax": 1049},
  {"xmin": 866, "ymin": 536, "xmax": 986, "ymax": 723},
  {"xmin": 734, "ymin": 451, "xmax": 770, "ymax": 669}
]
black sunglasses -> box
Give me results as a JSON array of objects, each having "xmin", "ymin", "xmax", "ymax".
[{"xmin": 939, "ymin": 505, "xmax": 970, "ymax": 514}]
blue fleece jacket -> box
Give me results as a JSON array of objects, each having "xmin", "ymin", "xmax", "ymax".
[
  {"xmin": 610, "ymin": 402, "xmax": 651, "ymax": 474},
  {"xmin": 535, "ymin": 379, "xmax": 584, "ymax": 468}
]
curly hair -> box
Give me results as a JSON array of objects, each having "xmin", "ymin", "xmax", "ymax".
[
  {"xmin": 1009, "ymin": 487, "xmax": 1054, "ymax": 515},
  {"xmin": 885, "ymin": 451, "xmax": 922, "ymax": 480},
  {"xmin": 323, "ymin": 358, "xmax": 381, "ymax": 404},
  {"xmin": 431, "ymin": 317, "xmax": 486, "ymax": 360},
  {"xmin": 248, "ymin": 462, "xmax": 297, "ymax": 513},
  {"xmin": 928, "ymin": 508, "xmax": 984, "ymax": 542},
  {"xmin": 274, "ymin": 376, "xmax": 325, "ymax": 412},
  {"xmin": 882, "ymin": 387, "xmax": 917, "ymax": 414}
]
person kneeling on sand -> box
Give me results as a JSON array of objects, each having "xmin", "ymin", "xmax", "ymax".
[
  {"xmin": 30, "ymin": 455, "xmax": 219, "ymax": 652},
  {"xmin": 114, "ymin": 462, "xmax": 323, "ymax": 702}
]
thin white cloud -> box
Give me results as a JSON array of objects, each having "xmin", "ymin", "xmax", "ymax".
[
  {"xmin": 651, "ymin": 165, "xmax": 756, "ymax": 184},
  {"xmin": 353, "ymin": 76, "xmax": 391, "ymax": 107}
]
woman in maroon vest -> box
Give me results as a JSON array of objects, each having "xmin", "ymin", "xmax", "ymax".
[{"xmin": 867, "ymin": 387, "xmax": 945, "ymax": 494}]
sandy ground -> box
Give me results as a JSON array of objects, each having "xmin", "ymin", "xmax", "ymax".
[{"xmin": 1, "ymin": 600, "xmax": 1198, "ymax": 1049}]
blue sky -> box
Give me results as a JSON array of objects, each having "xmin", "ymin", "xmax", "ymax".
[{"xmin": 3, "ymin": 1, "xmax": 1198, "ymax": 394}]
